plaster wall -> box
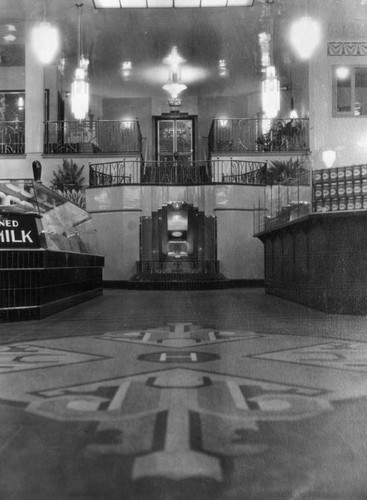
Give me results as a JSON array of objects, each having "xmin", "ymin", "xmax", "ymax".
[{"xmin": 309, "ymin": 0, "xmax": 367, "ymax": 169}]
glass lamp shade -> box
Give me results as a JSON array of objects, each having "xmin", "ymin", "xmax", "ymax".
[
  {"xmin": 71, "ymin": 68, "xmax": 89, "ymax": 120},
  {"xmin": 31, "ymin": 21, "xmax": 59, "ymax": 64},
  {"xmin": 289, "ymin": 16, "xmax": 321, "ymax": 60},
  {"xmin": 262, "ymin": 66, "xmax": 280, "ymax": 119},
  {"xmin": 163, "ymin": 82, "xmax": 187, "ymax": 99}
]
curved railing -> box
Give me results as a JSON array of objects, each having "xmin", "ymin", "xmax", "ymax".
[{"xmin": 89, "ymin": 159, "xmax": 268, "ymax": 186}]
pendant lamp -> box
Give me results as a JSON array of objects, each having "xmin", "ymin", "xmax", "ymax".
[
  {"xmin": 31, "ymin": 1, "xmax": 59, "ymax": 64},
  {"xmin": 71, "ymin": 4, "xmax": 89, "ymax": 120}
]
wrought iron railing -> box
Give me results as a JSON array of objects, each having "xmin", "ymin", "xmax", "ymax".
[
  {"xmin": 44, "ymin": 119, "xmax": 142, "ymax": 154},
  {"xmin": 209, "ymin": 117, "xmax": 309, "ymax": 153},
  {"xmin": 0, "ymin": 120, "xmax": 25, "ymax": 154},
  {"xmin": 89, "ymin": 158, "xmax": 267, "ymax": 186}
]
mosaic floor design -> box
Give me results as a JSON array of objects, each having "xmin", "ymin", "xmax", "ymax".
[
  {"xmin": 2, "ymin": 322, "xmax": 367, "ymax": 497},
  {"xmin": 251, "ymin": 339, "xmax": 367, "ymax": 372}
]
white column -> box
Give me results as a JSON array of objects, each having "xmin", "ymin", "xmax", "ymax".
[{"xmin": 25, "ymin": 21, "xmax": 45, "ymax": 173}]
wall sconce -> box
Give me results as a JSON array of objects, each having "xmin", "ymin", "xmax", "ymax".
[{"xmin": 322, "ymin": 150, "xmax": 336, "ymax": 169}]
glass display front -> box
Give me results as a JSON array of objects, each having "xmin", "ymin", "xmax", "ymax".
[
  {"xmin": 0, "ymin": 179, "xmax": 97, "ymax": 253},
  {"xmin": 254, "ymin": 156, "xmax": 312, "ymax": 233}
]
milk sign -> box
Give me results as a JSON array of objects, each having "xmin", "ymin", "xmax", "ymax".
[{"xmin": 0, "ymin": 214, "xmax": 41, "ymax": 248}]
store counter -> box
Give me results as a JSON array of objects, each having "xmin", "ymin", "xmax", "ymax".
[{"xmin": 255, "ymin": 210, "xmax": 367, "ymax": 314}]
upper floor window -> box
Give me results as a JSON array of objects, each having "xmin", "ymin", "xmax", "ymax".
[{"xmin": 333, "ymin": 65, "xmax": 367, "ymax": 116}]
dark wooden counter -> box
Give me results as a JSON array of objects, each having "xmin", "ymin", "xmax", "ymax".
[{"xmin": 255, "ymin": 211, "xmax": 367, "ymax": 314}]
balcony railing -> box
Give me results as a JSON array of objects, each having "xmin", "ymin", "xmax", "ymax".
[
  {"xmin": 0, "ymin": 120, "xmax": 25, "ymax": 154},
  {"xmin": 44, "ymin": 119, "xmax": 142, "ymax": 155},
  {"xmin": 89, "ymin": 158, "xmax": 267, "ymax": 186},
  {"xmin": 209, "ymin": 117, "xmax": 309, "ymax": 154}
]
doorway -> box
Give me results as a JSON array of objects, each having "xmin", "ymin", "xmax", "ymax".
[{"xmin": 155, "ymin": 115, "xmax": 196, "ymax": 163}]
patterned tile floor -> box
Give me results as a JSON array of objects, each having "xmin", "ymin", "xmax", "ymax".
[{"xmin": 1, "ymin": 289, "xmax": 367, "ymax": 500}]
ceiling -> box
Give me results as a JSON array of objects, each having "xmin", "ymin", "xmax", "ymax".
[{"xmin": 0, "ymin": 0, "xmax": 367, "ymax": 99}]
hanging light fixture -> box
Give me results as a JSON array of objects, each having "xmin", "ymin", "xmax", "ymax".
[
  {"xmin": 261, "ymin": 7, "xmax": 280, "ymax": 119},
  {"xmin": 262, "ymin": 65, "xmax": 280, "ymax": 118},
  {"xmin": 289, "ymin": 15, "xmax": 321, "ymax": 60},
  {"xmin": 31, "ymin": 1, "xmax": 59, "ymax": 64},
  {"xmin": 162, "ymin": 46, "xmax": 187, "ymax": 106},
  {"xmin": 71, "ymin": 3, "xmax": 89, "ymax": 120}
]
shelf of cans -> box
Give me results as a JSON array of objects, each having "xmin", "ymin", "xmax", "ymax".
[{"xmin": 312, "ymin": 164, "xmax": 367, "ymax": 212}]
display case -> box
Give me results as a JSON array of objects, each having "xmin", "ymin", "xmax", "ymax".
[
  {"xmin": 0, "ymin": 179, "xmax": 103, "ymax": 321},
  {"xmin": 253, "ymin": 156, "xmax": 312, "ymax": 233},
  {"xmin": 0, "ymin": 179, "xmax": 97, "ymax": 253}
]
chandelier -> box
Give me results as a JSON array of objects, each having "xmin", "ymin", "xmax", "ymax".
[
  {"xmin": 31, "ymin": 1, "xmax": 59, "ymax": 64},
  {"xmin": 261, "ymin": 4, "xmax": 280, "ymax": 120},
  {"xmin": 71, "ymin": 4, "xmax": 89, "ymax": 120},
  {"xmin": 262, "ymin": 65, "xmax": 280, "ymax": 118},
  {"xmin": 162, "ymin": 46, "xmax": 187, "ymax": 105}
]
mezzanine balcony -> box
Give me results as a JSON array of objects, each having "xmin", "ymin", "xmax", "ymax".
[
  {"xmin": 209, "ymin": 117, "xmax": 309, "ymax": 154},
  {"xmin": 44, "ymin": 119, "xmax": 142, "ymax": 155},
  {"xmin": 89, "ymin": 158, "xmax": 268, "ymax": 187}
]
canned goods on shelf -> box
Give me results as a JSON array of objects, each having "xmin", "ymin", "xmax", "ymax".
[
  {"xmin": 361, "ymin": 165, "xmax": 367, "ymax": 178},
  {"xmin": 323, "ymin": 199, "xmax": 331, "ymax": 211},
  {"xmin": 314, "ymin": 184, "xmax": 323, "ymax": 198},
  {"xmin": 363, "ymin": 196, "xmax": 367, "ymax": 209},
  {"xmin": 346, "ymin": 180, "xmax": 354, "ymax": 196},
  {"xmin": 337, "ymin": 183, "xmax": 346, "ymax": 196},
  {"xmin": 347, "ymin": 197, "xmax": 355, "ymax": 210},
  {"xmin": 362, "ymin": 179, "xmax": 367, "ymax": 194},
  {"xmin": 329, "ymin": 168, "xmax": 338, "ymax": 181},
  {"xmin": 323, "ymin": 185, "xmax": 330, "ymax": 197},
  {"xmin": 315, "ymin": 200, "xmax": 324, "ymax": 212},
  {"xmin": 354, "ymin": 180, "xmax": 362, "ymax": 195},
  {"xmin": 331, "ymin": 198, "xmax": 339, "ymax": 211},
  {"xmin": 353, "ymin": 165, "xmax": 361, "ymax": 179},
  {"xmin": 337, "ymin": 168, "xmax": 346, "ymax": 181},
  {"xmin": 322, "ymin": 170, "xmax": 330, "ymax": 182},
  {"xmin": 330, "ymin": 182, "xmax": 337, "ymax": 197},
  {"xmin": 355, "ymin": 195, "xmax": 362, "ymax": 210},
  {"xmin": 345, "ymin": 166, "xmax": 353, "ymax": 180},
  {"xmin": 313, "ymin": 171, "xmax": 323, "ymax": 183},
  {"xmin": 339, "ymin": 197, "xmax": 347, "ymax": 211}
]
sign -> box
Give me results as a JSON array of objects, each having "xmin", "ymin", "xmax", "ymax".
[{"xmin": 0, "ymin": 213, "xmax": 41, "ymax": 248}]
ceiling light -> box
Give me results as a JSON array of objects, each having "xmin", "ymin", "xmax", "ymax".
[
  {"xmin": 201, "ymin": 0, "xmax": 226, "ymax": 6},
  {"xmin": 122, "ymin": 61, "xmax": 132, "ymax": 70},
  {"xmin": 71, "ymin": 5, "xmax": 89, "ymax": 120},
  {"xmin": 31, "ymin": 21, "xmax": 59, "ymax": 64},
  {"xmin": 147, "ymin": 0, "xmax": 172, "ymax": 6},
  {"xmin": 289, "ymin": 16, "xmax": 321, "ymax": 60},
  {"xmin": 262, "ymin": 65, "xmax": 280, "ymax": 119},
  {"xmin": 227, "ymin": 0, "xmax": 254, "ymax": 4},
  {"xmin": 6, "ymin": 24, "xmax": 16, "ymax": 32},
  {"xmin": 93, "ymin": 0, "xmax": 120, "ymax": 6},
  {"xmin": 3, "ymin": 34, "xmax": 16, "ymax": 42},
  {"xmin": 175, "ymin": 0, "xmax": 201, "ymax": 6}
]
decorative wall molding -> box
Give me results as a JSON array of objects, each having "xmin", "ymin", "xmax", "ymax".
[{"xmin": 328, "ymin": 42, "xmax": 367, "ymax": 56}]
